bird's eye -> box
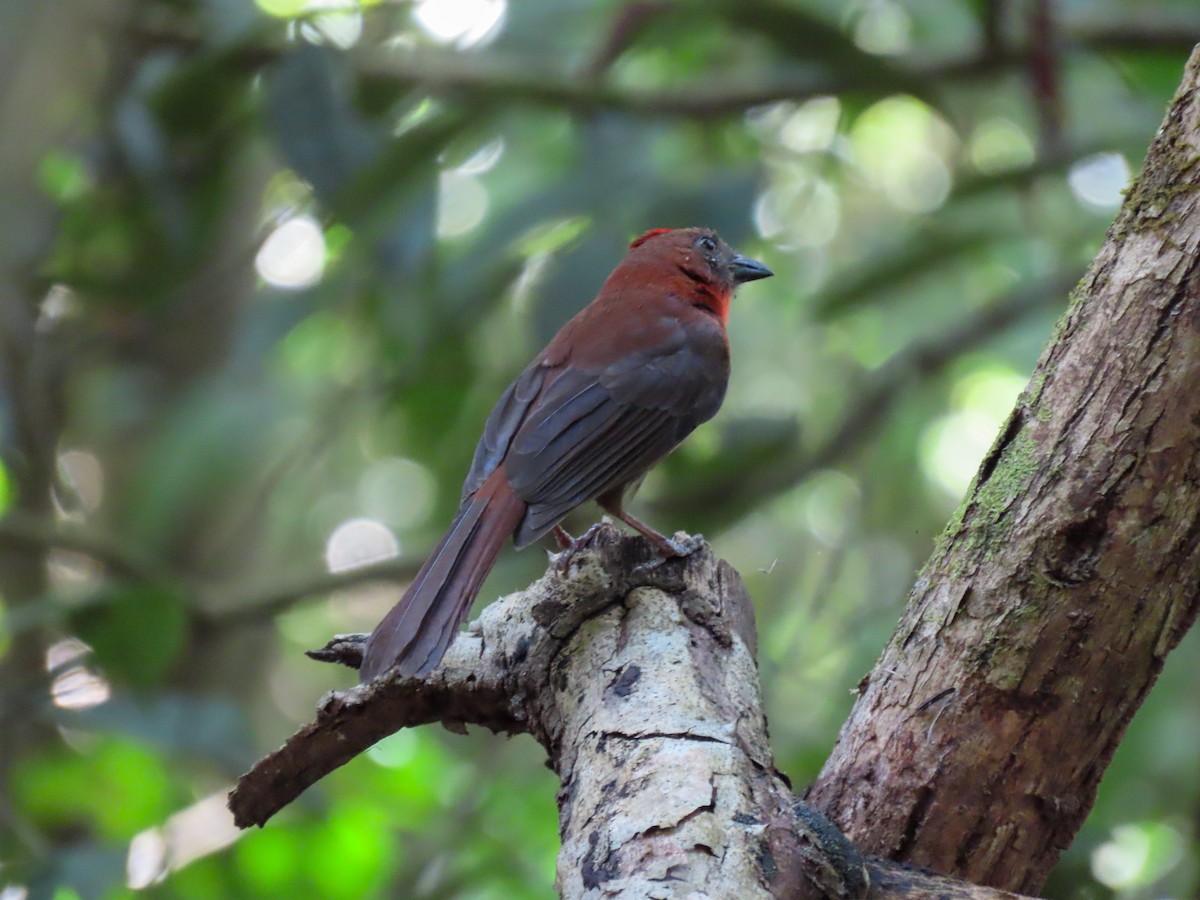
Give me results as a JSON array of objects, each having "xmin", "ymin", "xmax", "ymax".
[{"xmin": 697, "ymin": 235, "xmax": 717, "ymax": 253}]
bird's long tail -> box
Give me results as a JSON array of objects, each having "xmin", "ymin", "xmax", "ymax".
[{"xmin": 359, "ymin": 470, "xmax": 526, "ymax": 683}]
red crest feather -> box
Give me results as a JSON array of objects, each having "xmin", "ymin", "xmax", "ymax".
[{"xmin": 628, "ymin": 228, "xmax": 673, "ymax": 249}]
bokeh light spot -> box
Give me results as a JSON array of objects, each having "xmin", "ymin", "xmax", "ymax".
[
  {"xmin": 127, "ymin": 792, "xmax": 243, "ymax": 889},
  {"xmin": 852, "ymin": 1, "xmax": 912, "ymax": 56},
  {"xmin": 297, "ymin": 0, "xmax": 363, "ymax": 48},
  {"xmin": 803, "ymin": 470, "xmax": 862, "ymax": 546},
  {"xmin": 780, "ymin": 97, "xmax": 841, "ymax": 154},
  {"xmin": 437, "ymin": 171, "xmax": 489, "ymax": 238},
  {"xmin": 851, "ymin": 96, "xmax": 957, "ymax": 214},
  {"xmin": 357, "ymin": 458, "xmax": 438, "ymax": 530},
  {"xmin": 57, "ymin": 449, "xmax": 105, "ymax": 513},
  {"xmin": 256, "ymin": 216, "xmax": 326, "ymax": 289},
  {"xmin": 451, "ymin": 136, "xmax": 506, "ymax": 175},
  {"xmin": 46, "ymin": 638, "xmax": 111, "ymax": 711},
  {"xmin": 325, "ymin": 518, "xmax": 401, "ymax": 573},
  {"xmin": 920, "ymin": 367, "xmax": 1028, "ymax": 501},
  {"xmin": 255, "ymin": 0, "xmax": 308, "ymax": 16},
  {"xmin": 414, "ymin": 0, "xmax": 506, "ymax": 48},
  {"xmin": 1091, "ymin": 820, "xmax": 1185, "ymax": 889},
  {"xmin": 969, "ymin": 118, "xmax": 1035, "ymax": 174},
  {"xmin": 1069, "ymin": 152, "xmax": 1130, "ymax": 213},
  {"xmin": 755, "ymin": 178, "xmax": 840, "ymax": 247}
]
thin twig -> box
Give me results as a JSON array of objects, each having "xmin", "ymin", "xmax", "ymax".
[
  {"xmin": 653, "ymin": 271, "xmax": 1077, "ymax": 523},
  {"xmin": 0, "ymin": 509, "xmax": 424, "ymax": 628},
  {"xmin": 0, "ymin": 510, "xmax": 166, "ymax": 585},
  {"xmin": 208, "ymin": 557, "xmax": 423, "ymax": 623}
]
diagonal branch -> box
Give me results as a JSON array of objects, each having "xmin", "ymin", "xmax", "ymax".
[
  {"xmin": 808, "ymin": 46, "xmax": 1200, "ymax": 894},
  {"xmin": 0, "ymin": 509, "xmax": 424, "ymax": 630},
  {"xmin": 654, "ymin": 272, "xmax": 1073, "ymax": 525},
  {"xmin": 205, "ymin": 557, "xmax": 423, "ymax": 623},
  {"xmin": 0, "ymin": 509, "xmax": 167, "ymax": 585}
]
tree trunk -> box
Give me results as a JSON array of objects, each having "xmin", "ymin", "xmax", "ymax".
[{"xmin": 806, "ymin": 45, "xmax": 1200, "ymax": 894}]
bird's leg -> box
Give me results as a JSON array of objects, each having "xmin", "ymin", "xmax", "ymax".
[{"xmin": 596, "ymin": 493, "xmax": 704, "ymax": 563}]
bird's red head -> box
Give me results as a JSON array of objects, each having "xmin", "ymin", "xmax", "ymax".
[{"xmin": 621, "ymin": 227, "xmax": 773, "ymax": 323}]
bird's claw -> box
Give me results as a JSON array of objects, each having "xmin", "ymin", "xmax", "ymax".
[
  {"xmin": 551, "ymin": 522, "xmax": 607, "ymax": 574},
  {"xmin": 661, "ymin": 533, "xmax": 705, "ymax": 557},
  {"xmin": 552, "ymin": 524, "xmax": 576, "ymax": 550},
  {"xmin": 633, "ymin": 532, "xmax": 705, "ymax": 575}
]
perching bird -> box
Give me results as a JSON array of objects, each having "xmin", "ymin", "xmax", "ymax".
[{"xmin": 359, "ymin": 227, "xmax": 772, "ymax": 683}]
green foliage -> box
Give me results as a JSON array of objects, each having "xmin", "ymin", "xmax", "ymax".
[
  {"xmin": 15, "ymin": 738, "xmax": 176, "ymax": 840},
  {"xmin": 72, "ymin": 585, "xmax": 187, "ymax": 686},
  {"xmin": 0, "ymin": 0, "xmax": 1197, "ymax": 897}
]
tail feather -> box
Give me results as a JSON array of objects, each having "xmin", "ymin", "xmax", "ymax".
[{"xmin": 359, "ymin": 472, "xmax": 525, "ymax": 682}]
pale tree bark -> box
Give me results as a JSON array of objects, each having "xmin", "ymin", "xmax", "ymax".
[
  {"xmin": 230, "ymin": 527, "xmax": 1027, "ymax": 899},
  {"xmin": 807, "ymin": 44, "xmax": 1200, "ymax": 894},
  {"xmin": 230, "ymin": 43, "xmax": 1200, "ymax": 900}
]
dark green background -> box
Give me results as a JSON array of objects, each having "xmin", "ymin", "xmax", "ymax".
[{"xmin": 1, "ymin": 0, "xmax": 1196, "ymax": 897}]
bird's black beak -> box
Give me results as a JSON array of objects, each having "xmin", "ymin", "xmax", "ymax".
[{"xmin": 729, "ymin": 254, "xmax": 773, "ymax": 284}]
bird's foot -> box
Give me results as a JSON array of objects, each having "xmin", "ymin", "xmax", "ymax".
[
  {"xmin": 552, "ymin": 524, "xmax": 575, "ymax": 550},
  {"xmin": 550, "ymin": 522, "xmax": 607, "ymax": 574},
  {"xmin": 634, "ymin": 532, "xmax": 705, "ymax": 574},
  {"xmin": 305, "ymin": 633, "xmax": 369, "ymax": 670}
]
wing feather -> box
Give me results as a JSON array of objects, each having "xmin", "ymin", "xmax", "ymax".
[
  {"xmin": 461, "ymin": 361, "xmax": 548, "ymax": 501},
  {"xmin": 466, "ymin": 311, "xmax": 730, "ymax": 549}
]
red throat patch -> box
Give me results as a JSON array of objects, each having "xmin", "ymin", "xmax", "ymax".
[{"xmin": 629, "ymin": 228, "xmax": 673, "ymax": 249}]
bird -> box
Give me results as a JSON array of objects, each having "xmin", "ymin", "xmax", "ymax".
[{"xmin": 358, "ymin": 227, "xmax": 772, "ymax": 683}]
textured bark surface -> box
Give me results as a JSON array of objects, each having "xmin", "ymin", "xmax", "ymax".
[
  {"xmin": 233, "ymin": 528, "xmax": 873, "ymax": 897},
  {"xmin": 807, "ymin": 48, "xmax": 1200, "ymax": 893},
  {"xmin": 232, "ymin": 526, "xmax": 1027, "ymax": 899}
]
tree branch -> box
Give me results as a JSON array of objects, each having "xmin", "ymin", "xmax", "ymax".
[
  {"xmin": 808, "ymin": 46, "xmax": 1200, "ymax": 894},
  {"xmin": 205, "ymin": 557, "xmax": 423, "ymax": 623},
  {"xmin": 0, "ymin": 509, "xmax": 166, "ymax": 584},
  {"xmin": 126, "ymin": 21, "xmax": 1198, "ymax": 122},
  {"xmin": 229, "ymin": 526, "xmax": 1036, "ymax": 898},
  {"xmin": 0, "ymin": 509, "xmax": 424, "ymax": 631},
  {"xmin": 654, "ymin": 271, "xmax": 1072, "ymax": 525}
]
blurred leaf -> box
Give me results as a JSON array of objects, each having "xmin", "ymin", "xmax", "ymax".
[
  {"xmin": 303, "ymin": 801, "xmax": 395, "ymax": 899},
  {"xmin": 1110, "ymin": 50, "xmax": 1200, "ymax": 99},
  {"xmin": 0, "ymin": 457, "xmax": 12, "ymax": 514},
  {"xmin": 15, "ymin": 738, "xmax": 175, "ymax": 839},
  {"xmin": 150, "ymin": 46, "xmax": 254, "ymax": 142},
  {"xmin": 631, "ymin": 0, "xmax": 936, "ymax": 105},
  {"xmin": 38, "ymin": 149, "xmax": 91, "ymax": 202},
  {"xmin": 235, "ymin": 825, "xmax": 305, "ymax": 896},
  {"xmin": 120, "ymin": 387, "xmax": 282, "ymax": 555},
  {"xmin": 266, "ymin": 45, "xmax": 378, "ymax": 202},
  {"xmin": 814, "ymin": 228, "xmax": 1011, "ymax": 320},
  {"xmin": 57, "ymin": 694, "xmax": 256, "ymax": 772},
  {"xmin": 72, "ymin": 584, "xmax": 187, "ymax": 687},
  {"xmin": 713, "ymin": 0, "xmax": 900, "ymax": 75},
  {"xmin": 655, "ymin": 415, "xmax": 802, "ymax": 526},
  {"xmin": 336, "ymin": 109, "xmax": 472, "ymax": 221}
]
